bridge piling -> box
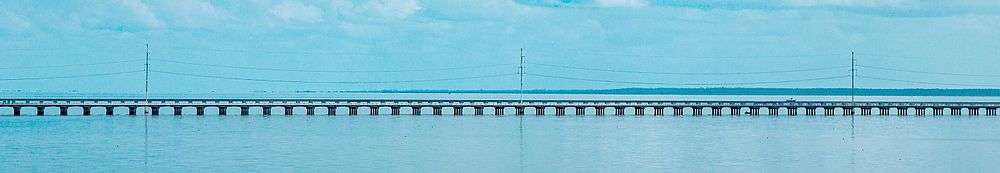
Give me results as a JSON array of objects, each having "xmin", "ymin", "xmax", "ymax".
[
  {"xmin": 196, "ymin": 107, "xmax": 205, "ymax": 116},
  {"xmin": 987, "ymin": 108, "xmax": 997, "ymax": 116},
  {"xmin": 348, "ymin": 107, "xmax": 357, "ymax": 115},
  {"xmin": 615, "ymin": 107, "xmax": 625, "ymax": 116},
  {"xmin": 285, "ymin": 106, "xmax": 295, "ymax": 115},
  {"xmin": 767, "ymin": 108, "xmax": 778, "ymax": 116},
  {"xmin": 174, "ymin": 107, "xmax": 183, "ymax": 115},
  {"xmin": 970, "ymin": 108, "xmax": 979, "ymax": 116},
  {"xmin": 806, "ymin": 108, "xmax": 816, "ymax": 115},
  {"xmin": 475, "ymin": 107, "xmax": 484, "ymax": 115},
  {"xmin": 391, "ymin": 107, "xmax": 400, "ymax": 115},
  {"xmin": 13, "ymin": 107, "xmax": 20, "ymax": 116},
  {"xmin": 732, "ymin": 107, "xmax": 742, "ymax": 116},
  {"xmin": 654, "ymin": 107, "xmax": 664, "ymax": 116},
  {"xmin": 915, "ymin": 108, "xmax": 926, "ymax": 116},
  {"xmin": 454, "ymin": 107, "xmax": 463, "ymax": 116},
  {"xmin": 535, "ymin": 107, "xmax": 544, "ymax": 116},
  {"xmin": 106, "ymin": 107, "xmax": 114, "ymax": 115},
  {"xmin": 576, "ymin": 107, "xmax": 586, "ymax": 116},
  {"xmin": 711, "ymin": 107, "xmax": 721, "ymax": 116},
  {"xmin": 843, "ymin": 108, "xmax": 854, "ymax": 116},
  {"xmin": 241, "ymin": 107, "xmax": 250, "ymax": 116},
  {"xmin": 515, "ymin": 107, "xmax": 525, "ymax": 116},
  {"xmin": 36, "ymin": 106, "xmax": 44, "ymax": 116},
  {"xmin": 595, "ymin": 107, "xmax": 605, "ymax": 116},
  {"xmin": 263, "ymin": 107, "xmax": 272, "ymax": 115},
  {"xmin": 860, "ymin": 108, "xmax": 871, "ymax": 115},
  {"xmin": 151, "ymin": 107, "xmax": 160, "ymax": 116},
  {"xmin": 82, "ymin": 107, "xmax": 91, "ymax": 116},
  {"xmin": 128, "ymin": 106, "xmax": 137, "ymax": 116},
  {"xmin": 635, "ymin": 107, "xmax": 644, "ymax": 116},
  {"xmin": 672, "ymin": 107, "xmax": 682, "ymax": 116},
  {"xmin": 369, "ymin": 106, "xmax": 379, "ymax": 115},
  {"xmin": 933, "ymin": 108, "xmax": 943, "ymax": 115},
  {"xmin": 898, "ymin": 108, "xmax": 907, "ymax": 116},
  {"xmin": 823, "ymin": 108, "xmax": 834, "ymax": 116},
  {"xmin": 328, "ymin": 106, "xmax": 337, "ymax": 115},
  {"xmin": 433, "ymin": 107, "xmax": 443, "ymax": 115},
  {"xmin": 951, "ymin": 108, "xmax": 961, "ymax": 115},
  {"xmin": 411, "ymin": 107, "xmax": 421, "ymax": 115},
  {"xmin": 787, "ymin": 108, "xmax": 797, "ymax": 116},
  {"xmin": 555, "ymin": 107, "xmax": 565, "ymax": 116},
  {"xmin": 496, "ymin": 107, "xmax": 504, "ymax": 115},
  {"xmin": 306, "ymin": 107, "xmax": 315, "ymax": 115}
]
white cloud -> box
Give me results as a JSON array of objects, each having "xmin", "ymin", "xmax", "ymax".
[
  {"xmin": 330, "ymin": 0, "xmax": 423, "ymax": 20},
  {"xmin": 784, "ymin": 0, "xmax": 906, "ymax": 7},
  {"xmin": 0, "ymin": 11, "xmax": 32, "ymax": 32},
  {"xmin": 158, "ymin": 0, "xmax": 231, "ymax": 27},
  {"xmin": 119, "ymin": 0, "xmax": 162, "ymax": 28},
  {"xmin": 595, "ymin": 0, "xmax": 650, "ymax": 8},
  {"xmin": 270, "ymin": 1, "xmax": 324, "ymax": 23}
]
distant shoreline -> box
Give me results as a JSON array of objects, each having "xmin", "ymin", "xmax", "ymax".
[{"xmin": 361, "ymin": 88, "xmax": 1000, "ymax": 97}]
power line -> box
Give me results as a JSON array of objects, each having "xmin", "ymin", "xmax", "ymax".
[
  {"xmin": 152, "ymin": 58, "xmax": 514, "ymax": 73},
  {"xmin": 529, "ymin": 62, "xmax": 849, "ymax": 75},
  {"xmin": 532, "ymin": 51, "xmax": 842, "ymax": 60},
  {"xmin": 0, "ymin": 70, "xmax": 145, "ymax": 81},
  {"xmin": 857, "ymin": 75, "xmax": 1000, "ymax": 88},
  {"xmin": 858, "ymin": 65, "xmax": 1000, "ymax": 77},
  {"xmin": 526, "ymin": 73, "xmax": 849, "ymax": 86},
  {"xmin": 0, "ymin": 59, "xmax": 144, "ymax": 70},
  {"xmin": 152, "ymin": 70, "xmax": 514, "ymax": 84}
]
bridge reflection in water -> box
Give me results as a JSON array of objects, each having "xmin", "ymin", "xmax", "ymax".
[{"xmin": 1, "ymin": 99, "xmax": 999, "ymax": 116}]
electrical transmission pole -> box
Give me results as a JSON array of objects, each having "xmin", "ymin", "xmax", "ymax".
[
  {"xmin": 519, "ymin": 48, "xmax": 525, "ymax": 105},
  {"xmin": 851, "ymin": 51, "xmax": 856, "ymax": 106},
  {"xmin": 145, "ymin": 44, "xmax": 150, "ymax": 115}
]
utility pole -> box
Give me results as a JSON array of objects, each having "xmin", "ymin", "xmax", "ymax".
[
  {"xmin": 145, "ymin": 44, "xmax": 150, "ymax": 115},
  {"xmin": 851, "ymin": 51, "xmax": 856, "ymax": 106},
  {"xmin": 519, "ymin": 48, "xmax": 525, "ymax": 105}
]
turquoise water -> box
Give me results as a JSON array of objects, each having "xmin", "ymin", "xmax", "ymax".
[{"xmin": 2, "ymin": 115, "xmax": 999, "ymax": 172}]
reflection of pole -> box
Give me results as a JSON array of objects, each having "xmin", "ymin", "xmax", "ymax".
[
  {"xmin": 518, "ymin": 48, "xmax": 525, "ymax": 173},
  {"xmin": 143, "ymin": 43, "xmax": 150, "ymax": 171}
]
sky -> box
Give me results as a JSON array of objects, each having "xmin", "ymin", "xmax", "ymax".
[{"xmin": 1, "ymin": 0, "xmax": 1000, "ymax": 93}]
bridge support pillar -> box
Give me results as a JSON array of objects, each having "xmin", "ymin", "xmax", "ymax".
[
  {"xmin": 951, "ymin": 108, "xmax": 961, "ymax": 115},
  {"xmin": 128, "ymin": 107, "xmax": 137, "ymax": 116},
  {"xmin": 654, "ymin": 107, "xmax": 664, "ymax": 116},
  {"xmin": 515, "ymin": 107, "xmax": 525, "ymax": 116},
  {"xmin": 369, "ymin": 106, "xmax": 378, "ymax": 115},
  {"xmin": 767, "ymin": 108, "xmax": 778, "ymax": 116},
  {"xmin": 535, "ymin": 107, "xmax": 544, "ymax": 116},
  {"xmin": 196, "ymin": 107, "xmax": 205, "ymax": 116},
  {"xmin": 878, "ymin": 108, "xmax": 889, "ymax": 116},
  {"xmin": 13, "ymin": 107, "xmax": 20, "ymax": 116},
  {"xmin": 987, "ymin": 108, "xmax": 997, "ymax": 116},
  {"xmin": 82, "ymin": 107, "xmax": 91, "ymax": 116},
  {"xmin": 843, "ymin": 108, "xmax": 854, "ymax": 116},
  {"xmin": 576, "ymin": 107, "xmax": 586, "ymax": 116},
  {"xmin": 411, "ymin": 107, "xmax": 421, "ymax": 115},
  {"xmin": 970, "ymin": 108, "xmax": 979, "ymax": 116},
  {"xmin": 898, "ymin": 108, "xmax": 907, "ymax": 116},
  {"xmin": 217, "ymin": 107, "xmax": 226, "ymax": 115},
  {"xmin": 672, "ymin": 107, "xmax": 683, "ymax": 116},
  {"xmin": 151, "ymin": 107, "xmax": 160, "ymax": 116},
  {"xmin": 787, "ymin": 108, "xmax": 797, "ymax": 116},
  {"xmin": 241, "ymin": 107, "xmax": 250, "ymax": 116},
  {"xmin": 691, "ymin": 107, "xmax": 702, "ymax": 116},
  {"xmin": 555, "ymin": 107, "xmax": 565, "ymax": 116},
  {"xmin": 933, "ymin": 108, "xmax": 943, "ymax": 115},
  {"xmin": 711, "ymin": 107, "xmax": 721, "ymax": 116},
  {"xmin": 172, "ymin": 107, "xmax": 182, "ymax": 115},
  {"xmin": 106, "ymin": 107, "xmax": 114, "ymax": 115},
  {"xmin": 730, "ymin": 107, "xmax": 741, "ymax": 116},
  {"xmin": 615, "ymin": 107, "xmax": 625, "ymax": 116},
  {"xmin": 328, "ymin": 107, "xmax": 337, "ymax": 115},
  {"xmin": 432, "ymin": 107, "xmax": 442, "ymax": 115},
  {"xmin": 285, "ymin": 106, "xmax": 294, "ymax": 115},
  {"xmin": 36, "ymin": 107, "xmax": 44, "ymax": 116},
  {"xmin": 595, "ymin": 107, "xmax": 605, "ymax": 116},
  {"xmin": 860, "ymin": 108, "xmax": 871, "ymax": 115},
  {"xmin": 915, "ymin": 108, "xmax": 926, "ymax": 116},
  {"xmin": 806, "ymin": 108, "xmax": 816, "ymax": 115},
  {"xmin": 634, "ymin": 107, "xmax": 644, "ymax": 116},
  {"xmin": 454, "ymin": 107, "xmax": 463, "ymax": 116},
  {"xmin": 59, "ymin": 107, "xmax": 67, "ymax": 116},
  {"xmin": 306, "ymin": 107, "xmax": 315, "ymax": 115},
  {"xmin": 823, "ymin": 108, "xmax": 834, "ymax": 116},
  {"xmin": 495, "ymin": 107, "xmax": 504, "ymax": 115},
  {"xmin": 475, "ymin": 107, "xmax": 484, "ymax": 115},
  {"xmin": 347, "ymin": 107, "xmax": 357, "ymax": 115},
  {"xmin": 391, "ymin": 107, "xmax": 401, "ymax": 115},
  {"xmin": 261, "ymin": 107, "xmax": 271, "ymax": 115}
]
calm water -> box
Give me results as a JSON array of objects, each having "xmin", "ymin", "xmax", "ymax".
[{"xmin": 2, "ymin": 115, "xmax": 1000, "ymax": 172}]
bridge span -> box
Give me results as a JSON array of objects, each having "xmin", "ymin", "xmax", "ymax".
[{"xmin": 1, "ymin": 98, "xmax": 999, "ymax": 116}]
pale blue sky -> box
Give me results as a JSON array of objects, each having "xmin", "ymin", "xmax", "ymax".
[{"xmin": 1, "ymin": 0, "xmax": 999, "ymax": 93}]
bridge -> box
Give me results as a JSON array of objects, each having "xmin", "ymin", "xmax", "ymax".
[{"xmin": 2, "ymin": 98, "xmax": 998, "ymax": 116}]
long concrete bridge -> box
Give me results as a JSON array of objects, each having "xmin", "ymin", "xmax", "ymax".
[{"xmin": 1, "ymin": 98, "xmax": 999, "ymax": 116}]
